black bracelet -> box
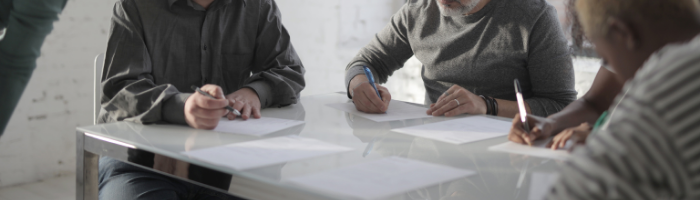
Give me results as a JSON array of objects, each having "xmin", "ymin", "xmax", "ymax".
[
  {"xmin": 480, "ymin": 95, "xmax": 491, "ymax": 115},
  {"xmin": 491, "ymin": 96, "xmax": 499, "ymax": 116},
  {"xmin": 487, "ymin": 96, "xmax": 496, "ymax": 116}
]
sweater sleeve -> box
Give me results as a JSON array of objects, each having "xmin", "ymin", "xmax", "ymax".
[
  {"xmin": 523, "ymin": 5, "xmax": 577, "ymax": 117},
  {"xmin": 344, "ymin": 3, "xmax": 415, "ymax": 99}
]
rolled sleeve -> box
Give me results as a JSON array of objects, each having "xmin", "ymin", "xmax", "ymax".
[
  {"xmin": 244, "ymin": 80, "xmax": 273, "ymax": 107},
  {"xmin": 162, "ymin": 93, "xmax": 191, "ymax": 125}
]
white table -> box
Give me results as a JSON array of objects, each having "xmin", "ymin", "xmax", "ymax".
[{"xmin": 76, "ymin": 93, "xmax": 561, "ymax": 200}]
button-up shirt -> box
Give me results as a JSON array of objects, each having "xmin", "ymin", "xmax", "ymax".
[{"xmin": 99, "ymin": 0, "xmax": 305, "ymax": 124}]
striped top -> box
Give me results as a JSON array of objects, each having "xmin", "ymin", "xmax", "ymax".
[{"xmin": 546, "ymin": 34, "xmax": 700, "ymax": 200}]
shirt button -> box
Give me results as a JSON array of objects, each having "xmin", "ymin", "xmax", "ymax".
[{"xmin": 203, "ymin": 45, "xmax": 208, "ymax": 51}]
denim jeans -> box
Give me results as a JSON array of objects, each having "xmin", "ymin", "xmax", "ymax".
[{"xmin": 98, "ymin": 157, "xmax": 244, "ymax": 200}]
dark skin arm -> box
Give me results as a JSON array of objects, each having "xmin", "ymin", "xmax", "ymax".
[{"xmin": 508, "ymin": 67, "xmax": 623, "ymax": 145}]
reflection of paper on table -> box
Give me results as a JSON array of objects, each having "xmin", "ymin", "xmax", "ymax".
[
  {"xmin": 391, "ymin": 116, "xmax": 511, "ymax": 144},
  {"xmin": 528, "ymin": 172, "xmax": 559, "ymax": 200},
  {"xmin": 286, "ymin": 156, "xmax": 475, "ymax": 200},
  {"xmin": 182, "ymin": 136, "xmax": 353, "ymax": 170},
  {"xmin": 488, "ymin": 141, "xmax": 570, "ymax": 160},
  {"xmin": 213, "ymin": 117, "xmax": 304, "ymax": 136},
  {"xmin": 327, "ymin": 101, "xmax": 432, "ymax": 122}
]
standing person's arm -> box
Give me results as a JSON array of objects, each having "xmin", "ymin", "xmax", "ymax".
[
  {"xmin": 0, "ymin": 0, "xmax": 67, "ymax": 135},
  {"xmin": 101, "ymin": 0, "xmax": 228, "ymax": 129},
  {"xmin": 225, "ymin": 0, "xmax": 305, "ymax": 120},
  {"xmin": 344, "ymin": 3, "xmax": 415, "ymax": 113}
]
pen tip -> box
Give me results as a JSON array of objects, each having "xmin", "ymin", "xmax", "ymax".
[{"xmin": 190, "ymin": 85, "xmax": 197, "ymax": 91}]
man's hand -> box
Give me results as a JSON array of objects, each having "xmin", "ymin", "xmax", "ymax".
[
  {"xmin": 349, "ymin": 75, "xmax": 392, "ymax": 113},
  {"xmin": 426, "ymin": 85, "xmax": 486, "ymax": 117},
  {"xmin": 225, "ymin": 88, "xmax": 261, "ymax": 120},
  {"xmin": 507, "ymin": 114, "xmax": 555, "ymax": 145},
  {"xmin": 184, "ymin": 84, "xmax": 229, "ymax": 129}
]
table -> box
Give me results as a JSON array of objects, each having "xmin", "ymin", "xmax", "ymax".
[{"xmin": 76, "ymin": 93, "xmax": 562, "ymax": 200}]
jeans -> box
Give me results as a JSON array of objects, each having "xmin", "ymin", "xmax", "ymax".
[{"xmin": 98, "ymin": 157, "xmax": 244, "ymax": 200}]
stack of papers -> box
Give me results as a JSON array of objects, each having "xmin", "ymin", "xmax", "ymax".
[
  {"xmin": 488, "ymin": 141, "xmax": 570, "ymax": 160},
  {"xmin": 391, "ymin": 116, "xmax": 512, "ymax": 144},
  {"xmin": 212, "ymin": 117, "xmax": 304, "ymax": 136},
  {"xmin": 182, "ymin": 136, "xmax": 353, "ymax": 170},
  {"xmin": 286, "ymin": 157, "xmax": 475, "ymax": 200},
  {"xmin": 327, "ymin": 101, "xmax": 432, "ymax": 122}
]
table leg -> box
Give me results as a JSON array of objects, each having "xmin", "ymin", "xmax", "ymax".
[{"xmin": 76, "ymin": 131, "xmax": 99, "ymax": 200}]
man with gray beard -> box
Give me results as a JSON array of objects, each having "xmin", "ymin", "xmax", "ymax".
[{"xmin": 345, "ymin": 0, "xmax": 577, "ymax": 119}]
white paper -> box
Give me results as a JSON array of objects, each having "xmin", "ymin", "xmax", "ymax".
[
  {"xmin": 182, "ymin": 136, "xmax": 353, "ymax": 170},
  {"xmin": 528, "ymin": 172, "xmax": 560, "ymax": 200},
  {"xmin": 213, "ymin": 117, "xmax": 304, "ymax": 136},
  {"xmin": 286, "ymin": 157, "xmax": 475, "ymax": 200},
  {"xmin": 327, "ymin": 101, "xmax": 432, "ymax": 122},
  {"xmin": 391, "ymin": 116, "xmax": 511, "ymax": 144},
  {"xmin": 488, "ymin": 141, "xmax": 570, "ymax": 160}
]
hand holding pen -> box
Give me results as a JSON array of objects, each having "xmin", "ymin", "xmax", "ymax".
[
  {"xmin": 192, "ymin": 86, "xmax": 241, "ymax": 116},
  {"xmin": 348, "ymin": 66, "xmax": 392, "ymax": 113},
  {"xmin": 183, "ymin": 85, "xmax": 239, "ymax": 130}
]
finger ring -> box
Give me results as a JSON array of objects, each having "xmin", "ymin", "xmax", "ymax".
[{"xmin": 454, "ymin": 99, "xmax": 460, "ymax": 106}]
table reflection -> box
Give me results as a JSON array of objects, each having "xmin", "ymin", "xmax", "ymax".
[{"xmin": 116, "ymin": 103, "xmax": 307, "ymax": 190}]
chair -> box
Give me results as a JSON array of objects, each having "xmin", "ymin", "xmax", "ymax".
[{"xmin": 94, "ymin": 53, "xmax": 105, "ymax": 125}]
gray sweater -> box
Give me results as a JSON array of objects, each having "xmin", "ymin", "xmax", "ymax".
[{"xmin": 345, "ymin": 0, "xmax": 576, "ymax": 117}]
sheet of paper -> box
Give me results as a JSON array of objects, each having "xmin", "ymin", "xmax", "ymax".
[
  {"xmin": 488, "ymin": 141, "xmax": 570, "ymax": 160},
  {"xmin": 286, "ymin": 157, "xmax": 475, "ymax": 200},
  {"xmin": 391, "ymin": 116, "xmax": 511, "ymax": 144},
  {"xmin": 182, "ymin": 136, "xmax": 353, "ymax": 170},
  {"xmin": 327, "ymin": 101, "xmax": 432, "ymax": 122},
  {"xmin": 528, "ymin": 172, "xmax": 560, "ymax": 200},
  {"xmin": 212, "ymin": 117, "xmax": 304, "ymax": 136}
]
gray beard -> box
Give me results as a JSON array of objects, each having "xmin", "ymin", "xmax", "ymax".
[{"xmin": 437, "ymin": 0, "xmax": 481, "ymax": 17}]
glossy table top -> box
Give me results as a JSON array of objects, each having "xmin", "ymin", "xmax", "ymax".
[{"xmin": 77, "ymin": 93, "xmax": 561, "ymax": 200}]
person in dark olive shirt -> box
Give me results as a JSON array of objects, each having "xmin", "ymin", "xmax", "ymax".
[
  {"xmin": 0, "ymin": 0, "xmax": 68, "ymax": 136},
  {"xmin": 98, "ymin": 0, "xmax": 305, "ymax": 199}
]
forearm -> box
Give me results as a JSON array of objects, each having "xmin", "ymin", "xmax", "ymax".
[
  {"xmin": 545, "ymin": 98, "xmax": 602, "ymax": 134},
  {"xmin": 99, "ymin": 78, "xmax": 189, "ymax": 124},
  {"xmin": 0, "ymin": 62, "xmax": 34, "ymax": 134},
  {"xmin": 348, "ymin": 74, "xmax": 369, "ymax": 98},
  {"xmin": 494, "ymin": 99, "xmax": 531, "ymax": 118}
]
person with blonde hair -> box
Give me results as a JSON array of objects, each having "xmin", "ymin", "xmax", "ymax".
[{"xmin": 545, "ymin": 0, "xmax": 700, "ymax": 199}]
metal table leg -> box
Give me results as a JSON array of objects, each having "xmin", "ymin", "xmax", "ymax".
[{"xmin": 76, "ymin": 131, "xmax": 99, "ymax": 200}]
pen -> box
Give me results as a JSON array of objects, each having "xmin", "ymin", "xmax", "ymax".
[
  {"xmin": 514, "ymin": 79, "xmax": 531, "ymax": 144},
  {"xmin": 190, "ymin": 86, "xmax": 241, "ymax": 116},
  {"xmin": 363, "ymin": 66, "xmax": 382, "ymax": 100}
]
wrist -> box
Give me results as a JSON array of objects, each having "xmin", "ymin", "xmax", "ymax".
[{"xmin": 349, "ymin": 75, "xmax": 369, "ymax": 98}]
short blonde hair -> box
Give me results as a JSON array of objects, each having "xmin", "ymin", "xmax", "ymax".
[{"xmin": 576, "ymin": 0, "xmax": 700, "ymax": 38}]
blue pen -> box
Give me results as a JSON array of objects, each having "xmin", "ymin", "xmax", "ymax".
[{"xmin": 363, "ymin": 66, "xmax": 382, "ymax": 100}]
